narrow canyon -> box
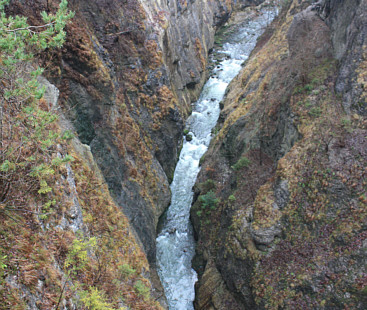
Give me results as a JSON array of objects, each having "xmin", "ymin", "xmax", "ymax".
[{"xmin": 0, "ymin": 0, "xmax": 366, "ymax": 309}]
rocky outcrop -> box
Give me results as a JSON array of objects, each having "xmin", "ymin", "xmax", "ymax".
[
  {"xmin": 3, "ymin": 0, "xmax": 366, "ymax": 308},
  {"xmin": 192, "ymin": 0, "xmax": 367, "ymax": 309}
]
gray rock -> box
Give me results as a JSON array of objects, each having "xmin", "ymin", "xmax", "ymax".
[
  {"xmin": 319, "ymin": 0, "xmax": 367, "ymax": 114},
  {"xmin": 250, "ymin": 220, "xmax": 282, "ymax": 246},
  {"xmin": 274, "ymin": 179, "xmax": 289, "ymax": 210},
  {"xmin": 38, "ymin": 76, "xmax": 59, "ymax": 109}
]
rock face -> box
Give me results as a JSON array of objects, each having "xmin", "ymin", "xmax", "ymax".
[
  {"xmin": 8, "ymin": 0, "xmax": 235, "ymax": 264},
  {"xmin": 319, "ymin": 0, "xmax": 367, "ymax": 114},
  {"xmin": 63, "ymin": 0, "xmax": 236, "ymax": 264},
  {"xmin": 192, "ymin": 0, "xmax": 367, "ymax": 309}
]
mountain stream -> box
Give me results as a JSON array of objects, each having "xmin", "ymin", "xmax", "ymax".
[{"xmin": 156, "ymin": 6, "xmax": 278, "ymax": 309}]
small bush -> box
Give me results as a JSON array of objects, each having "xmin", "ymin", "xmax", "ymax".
[
  {"xmin": 311, "ymin": 78, "xmax": 321, "ymax": 85},
  {"xmin": 119, "ymin": 263, "xmax": 136, "ymax": 279},
  {"xmin": 0, "ymin": 254, "xmax": 7, "ymax": 284},
  {"xmin": 199, "ymin": 190, "xmax": 219, "ymax": 210},
  {"xmin": 79, "ymin": 287, "xmax": 114, "ymax": 310},
  {"xmin": 304, "ymin": 84, "xmax": 313, "ymax": 92},
  {"xmin": 308, "ymin": 107, "xmax": 322, "ymax": 117},
  {"xmin": 134, "ymin": 280, "xmax": 150, "ymax": 300},
  {"xmin": 232, "ymin": 156, "xmax": 251, "ymax": 171},
  {"xmin": 305, "ymin": 100, "xmax": 312, "ymax": 108},
  {"xmin": 200, "ymin": 179, "xmax": 216, "ymax": 193},
  {"xmin": 341, "ymin": 118, "xmax": 352, "ymax": 133},
  {"xmin": 62, "ymin": 130, "xmax": 75, "ymax": 140}
]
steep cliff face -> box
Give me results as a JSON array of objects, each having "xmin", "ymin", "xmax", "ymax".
[
  {"xmin": 319, "ymin": 0, "xmax": 367, "ymax": 114},
  {"xmin": 2, "ymin": 0, "xmax": 240, "ymax": 308},
  {"xmin": 7, "ymin": 0, "xmax": 235, "ymax": 265},
  {"xmin": 59, "ymin": 0, "xmax": 236, "ymax": 264},
  {"xmin": 1, "ymin": 76, "xmax": 163, "ymax": 309},
  {"xmin": 192, "ymin": 0, "xmax": 367, "ymax": 309}
]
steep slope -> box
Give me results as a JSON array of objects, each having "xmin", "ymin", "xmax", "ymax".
[
  {"xmin": 1, "ymin": 76, "xmax": 162, "ymax": 309},
  {"xmin": 1, "ymin": 0, "xmax": 240, "ymax": 308},
  {"xmin": 191, "ymin": 0, "xmax": 367, "ymax": 309},
  {"xmin": 6, "ymin": 0, "xmax": 237, "ymax": 267}
]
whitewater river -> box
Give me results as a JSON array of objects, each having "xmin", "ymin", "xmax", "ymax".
[{"xmin": 156, "ymin": 6, "xmax": 278, "ymax": 310}]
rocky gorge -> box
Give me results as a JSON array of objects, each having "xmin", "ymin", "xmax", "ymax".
[{"xmin": 0, "ymin": 0, "xmax": 366, "ymax": 309}]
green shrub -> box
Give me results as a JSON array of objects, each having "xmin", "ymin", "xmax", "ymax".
[
  {"xmin": 311, "ymin": 78, "xmax": 321, "ymax": 85},
  {"xmin": 200, "ymin": 179, "xmax": 216, "ymax": 193},
  {"xmin": 0, "ymin": 0, "xmax": 74, "ymax": 212},
  {"xmin": 62, "ymin": 130, "xmax": 75, "ymax": 140},
  {"xmin": 0, "ymin": 254, "xmax": 7, "ymax": 284},
  {"xmin": 341, "ymin": 118, "xmax": 352, "ymax": 133},
  {"xmin": 64, "ymin": 236, "xmax": 97, "ymax": 275},
  {"xmin": 199, "ymin": 190, "xmax": 219, "ymax": 210},
  {"xmin": 232, "ymin": 156, "xmax": 251, "ymax": 171},
  {"xmin": 305, "ymin": 100, "xmax": 312, "ymax": 108},
  {"xmin": 308, "ymin": 107, "xmax": 322, "ymax": 117},
  {"xmin": 79, "ymin": 287, "xmax": 114, "ymax": 310},
  {"xmin": 304, "ymin": 84, "xmax": 313, "ymax": 92},
  {"xmin": 134, "ymin": 280, "xmax": 150, "ymax": 300},
  {"xmin": 118, "ymin": 263, "xmax": 136, "ymax": 279}
]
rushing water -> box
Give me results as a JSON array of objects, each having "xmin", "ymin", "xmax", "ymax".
[{"xmin": 156, "ymin": 7, "xmax": 278, "ymax": 310}]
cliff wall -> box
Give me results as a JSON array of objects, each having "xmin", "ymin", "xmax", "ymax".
[
  {"xmin": 7, "ymin": 0, "xmax": 235, "ymax": 265},
  {"xmin": 191, "ymin": 0, "xmax": 367, "ymax": 308},
  {"xmin": 1, "ymin": 0, "xmax": 239, "ymax": 308}
]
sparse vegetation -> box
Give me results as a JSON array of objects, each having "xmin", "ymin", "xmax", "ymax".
[{"xmin": 191, "ymin": 1, "xmax": 367, "ymax": 309}]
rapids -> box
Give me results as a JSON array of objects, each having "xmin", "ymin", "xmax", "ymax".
[{"xmin": 156, "ymin": 6, "xmax": 278, "ymax": 309}]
